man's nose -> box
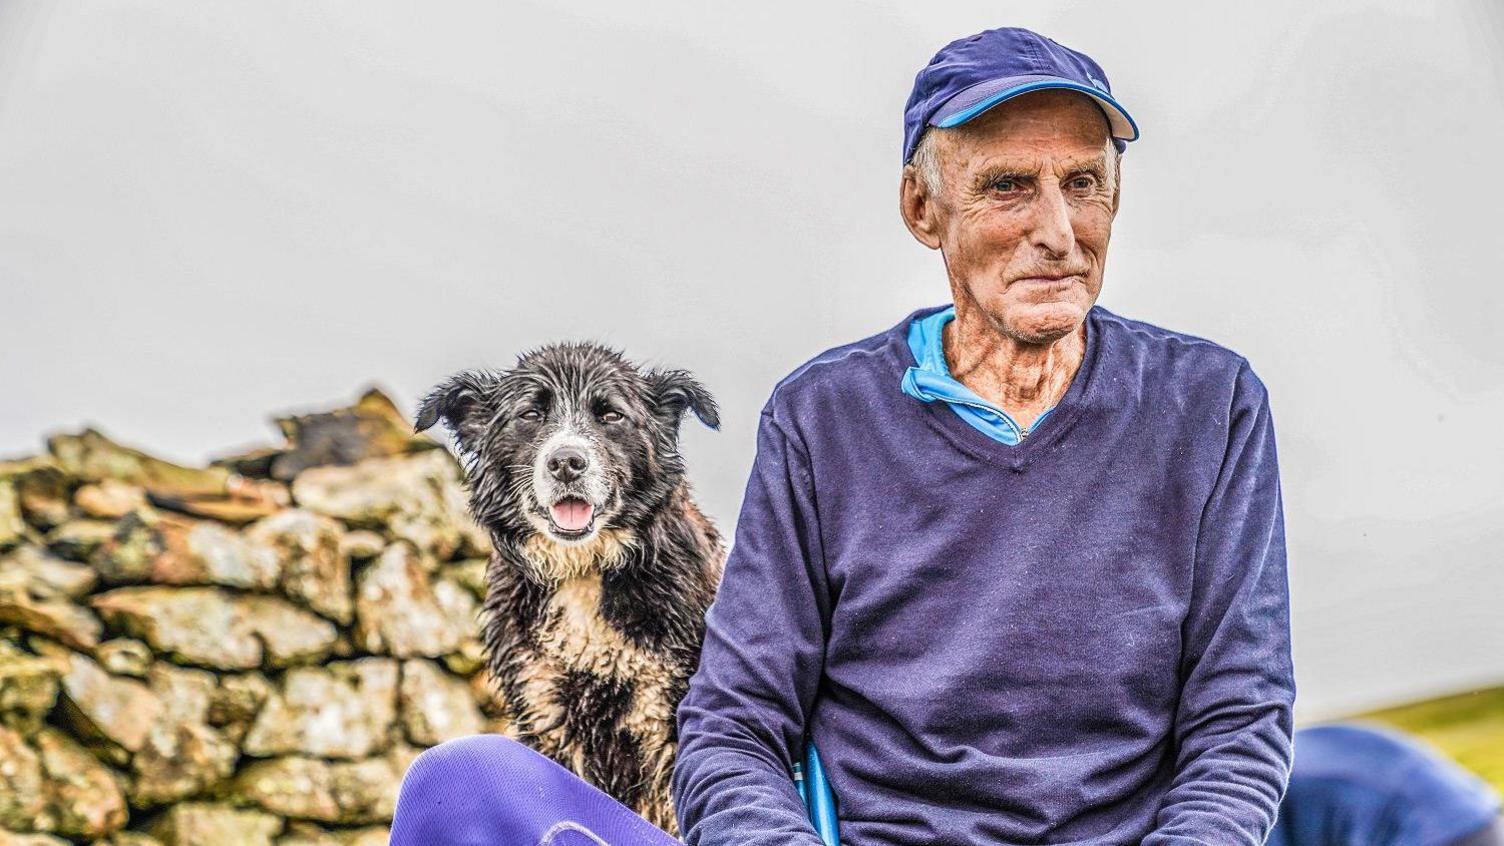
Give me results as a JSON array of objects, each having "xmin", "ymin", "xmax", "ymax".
[
  {"xmin": 546, "ymin": 445, "xmax": 589, "ymax": 482},
  {"xmin": 1030, "ymin": 184, "xmax": 1075, "ymax": 258}
]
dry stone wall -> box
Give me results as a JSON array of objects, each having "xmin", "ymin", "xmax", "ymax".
[{"xmin": 0, "ymin": 389, "xmax": 510, "ymax": 845}]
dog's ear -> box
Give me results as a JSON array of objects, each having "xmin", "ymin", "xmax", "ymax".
[
  {"xmin": 414, "ymin": 370, "xmax": 497, "ymax": 451},
  {"xmin": 645, "ymin": 367, "xmax": 720, "ymax": 431}
]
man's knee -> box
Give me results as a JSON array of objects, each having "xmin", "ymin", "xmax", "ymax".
[
  {"xmin": 404, "ymin": 733, "xmax": 536, "ymax": 784},
  {"xmin": 392, "ymin": 733, "xmax": 554, "ymax": 843}
]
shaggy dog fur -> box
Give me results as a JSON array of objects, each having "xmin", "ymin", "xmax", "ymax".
[{"xmin": 414, "ymin": 342, "xmax": 725, "ymax": 834}]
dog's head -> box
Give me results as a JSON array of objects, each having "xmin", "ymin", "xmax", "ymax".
[{"xmin": 415, "ymin": 342, "xmax": 718, "ymax": 558}]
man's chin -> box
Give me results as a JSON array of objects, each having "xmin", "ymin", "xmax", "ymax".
[{"xmin": 999, "ymin": 300, "xmax": 1089, "ymax": 344}]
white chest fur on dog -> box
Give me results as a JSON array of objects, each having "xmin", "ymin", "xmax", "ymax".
[
  {"xmin": 542, "ymin": 575, "xmax": 665, "ymax": 685},
  {"xmin": 508, "ymin": 537, "xmax": 680, "ymax": 828}
]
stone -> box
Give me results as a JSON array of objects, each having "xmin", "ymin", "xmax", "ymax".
[
  {"xmin": 46, "ymin": 429, "xmax": 229, "ymax": 499},
  {"xmin": 337, "ymin": 531, "xmax": 385, "ymax": 560},
  {"xmin": 158, "ymin": 514, "xmax": 282, "ymax": 588},
  {"xmin": 433, "ymin": 571, "xmax": 485, "ymax": 670},
  {"xmin": 144, "ymin": 803, "xmax": 282, "ymax": 846},
  {"xmin": 72, "ymin": 480, "xmax": 147, "ymax": 520},
  {"xmin": 399, "ymin": 659, "xmax": 484, "ymax": 746},
  {"xmin": 232, "ymin": 748, "xmax": 407, "ymax": 825},
  {"xmin": 92, "ymin": 511, "xmax": 280, "ymax": 590},
  {"xmin": 386, "ymin": 740, "xmax": 423, "ymax": 780},
  {"xmin": 353, "ymin": 543, "xmax": 462, "ymax": 658},
  {"xmin": 36, "ymin": 643, "xmax": 160, "ymax": 761},
  {"xmin": 275, "ymin": 822, "xmax": 343, "ymax": 846},
  {"xmin": 0, "ymin": 482, "xmax": 24, "ymax": 552},
  {"xmin": 276, "ymin": 823, "xmax": 389, "ymax": 846},
  {"xmin": 0, "ymin": 547, "xmax": 104, "ymax": 652},
  {"xmin": 41, "ymin": 520, "xmax": 117, "ymax": 564},
  {"xmin": 245, "ymin": 509, "xmax": 353, "ymax": 624},
  {"xmin": 341, "ymin": 827, "xmax": 390, "ymax": 846},
  {"xmin": 90, "ymin": 587, "xmax": 337, "ymax": 670},
  {"xmin": 207, "ymin": 445, "xmax": 282, "ymax": 480},
  {"xmin": 149, "ymin": 474, "xmax": 291, "ymax": 527},
  {"xmin": 445, "ymin": 558, "xmax": 489, "ymax": 601},
  {"xmin": 432, "ymin": 571, "xmax": 485, "ymax": 673},
  {"xmin": 0, "ymin": 460, "xmax": 71, "ymax": 534},
  {"xmin": 45, "ymin": 429, "xmax": 288, "ymax": 525},
  {"xmin": 86, "ymin": 511, "xmax": 157, "ymax": 585},
  {"xmin": 148, "ymin": 473, "xmax": 291, "ymax": 526},
  {"xmin": 243, "ymin": 598, "xmax": 342, "ymax": 668},
  {"xmin": 95, "ymin": 834, "xmax": 165, "ymax": 846},
  {"xmin": 329, "ymin": 633, "xmax": 355, "ymax": 659},
  {"xmin": 206, "ymin": 672, "xmax": 271, "ymax": 747},
  {"xmin": 0, "ymin": 651, "xmax": 61, "ymax": 735},
  {"xmin": 0, "ymin": 725, "xmax": 46, "ymax": 832},
  {"xmin": 211, "ymin": 388, "xmax": 439, "ymax": 483},
  {"xmin": 34, "ymin": 727, "xmax": 129, "ymax": 839},
  {"xmin": 273, "ymin": 388, "xmax": 444, "ymax": 481},
  {"xmin": 0, "ymin": 546, "xmax": 96, "ymax": 600},
  {"xmin": 243, "ymin": 659, "xmax": 398, "ymax": 760},
  {"xmin": 94, "ymin": 640, "xmax": 151, "ymax": 679},
  {"xmin": 439, "ymin": 639, "xmax": 486, "ymax": 677},
  {"xmin": 128, "ymin": 664, "xmax": 238, "ymax": 808},
  {"xmin": 0, "ymin": 587, "xmax": 100, "ymax": 653},
  {"xmin": 0, "ymin": 832, "xmax": 71, "ymax": 845},
  {"xmin": 432, "ymin": 573, "xmax": 480, "ymax": 630},
  {"xmin": 292, "ymin": 451, "xmax": 488, "ymax": 561},
  {"xmin": 156, "ymin": 495, "xmax": 284, "ymax": 526}
]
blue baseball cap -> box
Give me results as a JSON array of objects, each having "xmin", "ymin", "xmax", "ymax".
[{"xmin": 902, "ymin": 27, "xmax": 1139, "ymax": 164}]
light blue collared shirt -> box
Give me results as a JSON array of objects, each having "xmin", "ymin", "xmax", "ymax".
[{"xmin": 899, "ymin": 304, "xmax": 1055, "ymax": 445}]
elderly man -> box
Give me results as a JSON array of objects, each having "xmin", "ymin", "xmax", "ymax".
[
  {"xmin": 388, "ymin": 25, "xmax": 1296, "ymax": 846},
  {"xmin": 671, "ymin": 26, "xmax": 1296, "ymax": 845}
]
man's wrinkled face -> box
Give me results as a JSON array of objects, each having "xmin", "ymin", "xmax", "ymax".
[{"xmin": 902, "ymin": 89, "xmax": 1121, "ymax": 344}]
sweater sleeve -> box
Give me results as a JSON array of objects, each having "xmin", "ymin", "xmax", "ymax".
[
  {"xmin": 671, "ymin": 404, "xmax": 830, "ymax": 846},
  {"xmin": 1143, "ymin": 361, "xmax": 1297, "ymax": 845}
]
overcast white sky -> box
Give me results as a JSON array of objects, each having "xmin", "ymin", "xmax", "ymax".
[{"xmin": 1, "ymin": 0, "xmax": 1501, "ymax": 720}]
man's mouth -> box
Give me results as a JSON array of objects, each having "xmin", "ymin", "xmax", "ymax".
[
  {"xmin": 548, "ymin": 496, "xmax": 596, "ymax": 536},
  {"xmin": 1015, "ymin": 274, "xmax": 1082, "ymax": 285}
]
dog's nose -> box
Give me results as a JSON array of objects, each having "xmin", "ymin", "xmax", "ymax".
[{"xmin": 546, "ymin": 446, "xmax": 589, "ymax": 482}]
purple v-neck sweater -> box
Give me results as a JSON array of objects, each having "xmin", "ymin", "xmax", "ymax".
[{"xmin": 672, "ymin": 302, "xmax": 1296, "ymax": 845}]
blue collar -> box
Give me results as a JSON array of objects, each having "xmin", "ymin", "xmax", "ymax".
[{"xmin": 899, "ymin": 304, "xmax": 1055, "ymax": 445}]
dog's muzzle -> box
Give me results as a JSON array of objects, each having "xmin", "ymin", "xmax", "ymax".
[{"xmin": 534, "ymin": 436, "xmax": 608, "ymax": 541}]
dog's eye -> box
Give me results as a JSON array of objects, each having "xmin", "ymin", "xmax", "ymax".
[
  {"xmin": 519, "ymin": 408, "xmax": 543, "ymax": 422},
  {"xmin": 599, "ymin": 409, "xmax": 624, "ymax": 424}
]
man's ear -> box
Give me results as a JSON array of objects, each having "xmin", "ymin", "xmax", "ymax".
[
  {"xmin": 900, "ymin": 164, "xmax": 943, "ymax": 250},
  {"xmin": 1110, "ymin": 150, "xmax": 1122, "ymax": 216},
  {"xmin": 645, "ymin": 367, "xmax": 720, "ymax": 431},
  {"xmin": 414, "ymin": 370, "xmax": 498, "ymax": 452}
]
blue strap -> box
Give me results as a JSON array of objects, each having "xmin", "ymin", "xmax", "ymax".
[{"xmin": 798, "ymin": 741, "xmax": 840, "ymax": 845}]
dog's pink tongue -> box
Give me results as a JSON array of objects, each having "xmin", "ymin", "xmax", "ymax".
[{"xmin": 551, "ymin": 498, "xmax": 593, "ymax": 531}]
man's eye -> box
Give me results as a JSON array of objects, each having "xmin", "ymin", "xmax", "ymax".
[
  {"xmin": 992, "ymin": 178, "xmax": 1021, "ymax": 193},
  {"xmin": 599, "ymin": 409, "xmax": 624, "ymax": 424},
  {"xmin": 1069, "ymin": 175, "xmax": 1097, "ymax": 191}
]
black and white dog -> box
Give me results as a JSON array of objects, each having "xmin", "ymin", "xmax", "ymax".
[{"xmin": 415, "ymin": 341, "xmax": 725, "ymax": 834}]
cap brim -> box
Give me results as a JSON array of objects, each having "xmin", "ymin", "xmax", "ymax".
[{"xmin": 931, "ymin": 74, "xmax": 1139, "ymax": 143}]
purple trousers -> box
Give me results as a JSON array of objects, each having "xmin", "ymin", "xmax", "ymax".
[{"xmin": 390, "ymin": 734, "xmax": 684, "ymax": 846}]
